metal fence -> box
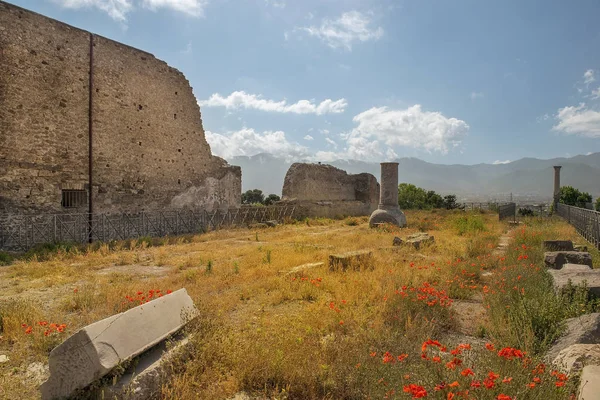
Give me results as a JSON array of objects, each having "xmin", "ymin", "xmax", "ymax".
[
  {"xmin": 556, "ymin": 203, "xmax": 600, "ymax": 250},
  {"xmin": 498, "ymin": 202, "xmax": 516, "ymax": 221},
  {"xmin": 0, "ymin": 206, "xmax": 297, "ymax": 252}
]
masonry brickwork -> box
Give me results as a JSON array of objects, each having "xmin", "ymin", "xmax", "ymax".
[
  {"xmin": 0, "ymin": 1, "xmax": 241, "ymax": 216},
  {"xmin": 281, "ymin": 163, "xmax": 379, "ymax": 218}
]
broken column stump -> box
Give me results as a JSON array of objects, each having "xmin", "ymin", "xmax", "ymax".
[
  {"xmin": 328, "ymin": 250, "xmax": 373, "ymax": 272},
  {"xmin": 40, "ymin": 288, "xmax": 197, "ymax": 400},
  {"xmin": 544, "ymin": 251, "xmax": 593, "ymax": 269}
]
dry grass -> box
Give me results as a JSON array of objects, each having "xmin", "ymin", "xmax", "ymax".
[{"xmin": 0, "ymin": 211, "xmax": 597, "ymax": 399}]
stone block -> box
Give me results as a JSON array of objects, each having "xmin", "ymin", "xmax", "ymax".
[
  {"xmin": 265, "ymin": 220, "xmax": 278, "ymax": 227},
  {"xmin": 548, "ymin": 268, "xmax": 600, "ymax": 297},
  {"xmin": 404, "ymin": 233, "xmax": 435, "ymax": 250},
  {"xmin": 578, "ymin": 365, "xmax": 600, "ymax": 400},
  {"xmin": 547, "ymin": 313, "xmax": 600, "ymax": 362},
  {"xmin": 562, "ymin": 263, "xmax": 593, "ymax": 271},
  {"xmin": 40, "ymin": 288, "xmax": 197, "ymax": 400},
  {"xmin": 575, "ymin": 244, "xmax": 589, "ymax": 252},
  {"xmin": 328, "ymin": 250, "xmax": 373, "ymax": 272},
  {"xmin": 392, "ymin": 237, "xmax": 403, "ymax": 246},
  {"xmin": 544, "ymin": 251, "xmax": 593, "ymax": 269},
  {"xmin": 100, "ymin": 335, "xmax": 193, "ymax": 399},
  {"xmin": 553, "ymin": 344, "xmax": 600, "ymax": 374},
  {"xmin": 543, "ymin": 240, "xmax": 574, "ymax": 251},
  {"xmin": 284, "ymin": 262, "xmax": 324, "ymax": 277}
]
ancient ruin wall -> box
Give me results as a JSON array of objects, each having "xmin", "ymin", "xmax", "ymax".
[
  {"xmin": 0, "ymin": 1, "xmax": 241, "ymax": 215},
  {"xmin": 281, "ymin": 163, "xmax": 379, "ymax": 217}
]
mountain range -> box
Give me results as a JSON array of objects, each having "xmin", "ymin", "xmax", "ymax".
[{"xmin": 229, "ymin": 153, "xmax": 600, "ymax": 202}]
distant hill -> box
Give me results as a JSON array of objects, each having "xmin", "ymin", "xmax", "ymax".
[{"xmin": 230, "ymin": 153, "xmax": 600, "ymax": 201}]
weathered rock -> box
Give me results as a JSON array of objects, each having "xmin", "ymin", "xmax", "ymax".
[
  {"xmin": 548, "ymin": 268, "xmax": 600, "ymax": 297},
  {"xmin": 40, "ymin": 288, "xmax": 197, "ymax": 400},
  {"xmin": 578, "ymin": 365, "xmax": 600, "ymax": 400},
  {"xmin": 100, "ymin": 335, "xmax": 192, "ymax": 400},
  {"xmin": 284, "ymin": 262, "xmax": 324, "ymax": 277},
  {"xmin": 0, "ymin": 354, "xmax": 8, "ymax": 363},
  {"xmin": 562, "ymin": 263, "xmax": 593, "ymax": 271},
  {"xmin": 404, "ymin": 233, "xmax": 435, "ymax": 250},
  {"xmin": 543, "ymin": 240, "xmax": 574, "ymax": 251},
  {"xmin": 544, "ymin": 251, "xmax": 593, "ymax": 269},
  {"xmin": 547, "ymin": 313, "xmax": 600, "ymax": 362},
  {"xmin": 575, "ymin": 244, "xmax": 589, "ymax": 252},
  {"xmin": 553, "ymin": 344, "xmax": 600, "ymax": 374},
  {"xmin": 392, "ymin": 237, "xmax": 403, "ymax": 246},
  {"xmin": 328, "ymin": 250, "xmax": 373, "ymax": 272},
  {"xmin": 265, "ymin": 220, "xmax": 278, "ymax": 227}
]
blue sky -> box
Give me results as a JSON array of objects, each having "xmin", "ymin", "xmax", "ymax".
[{"xmin": 8, "ymin": 0, "xmax": 600, "ymax": 165}]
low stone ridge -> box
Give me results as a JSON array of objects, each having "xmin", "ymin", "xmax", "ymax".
[
  {"xmin": 543, "ymin": 240, "xmax": 574, "ymax": 251},
  {"xmin": 393, "ymin": 233, "xmax": 435, "ymax": 250},
  {"xmin": 284, "ymin": 262, "xmax": 324, "ymax": 277},
  {"xmin": 40, "ymin": 288, "xmax": 197, "ymax": 400},
  {"xmin": 552, "ymin": 344, "xmax": 600, "ymax": 374},
  {"xmin": 328, "ymin": 250, "xmax": 373, "ymax": 272},
  {"xmin": 578, "ymin": 365, "xmax": 600, "ymax": 400},
  {"xmin": 547, "ymin": 313, "xmax": 600, "ymax": 362},
  {"xmin": 544, "ymin": 251, "xmax": 593, "ymax": 269},
  {"xmin": 548, "ymin": 268, "xmax": 600, "ymax": 297}
]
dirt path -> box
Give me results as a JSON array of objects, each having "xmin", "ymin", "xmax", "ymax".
[{"xmin": 451, "ymin": 229, "xmax": 514, "ymax": 335}]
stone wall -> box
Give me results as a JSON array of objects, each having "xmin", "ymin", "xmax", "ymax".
[
  {"xmin": 0, "ymin": 1, "xmax": 241, "ymax": 215},
  {"xmin": 281, "ymin": 163, "xmax": 379, "ymax": 217}
]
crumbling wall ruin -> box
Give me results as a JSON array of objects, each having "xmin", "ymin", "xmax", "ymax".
[
  {"xmin": 281, "ymin": 163, "xmax": 379, "ymax": 218},
  {"xmin": 0, "ymin": 1, "xmax": 241, "ymax": 216}
]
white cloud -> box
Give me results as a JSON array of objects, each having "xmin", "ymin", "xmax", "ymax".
[
  {"xmin": 553, "ymin": 103, "xmax": 600, "ymax": 138},
  {"xmin": 591, "ymin": 87, "xmax": 600, "ymax": 100},
  {"xmin": 470, "ymin": 92, "xmax": 484, "ymax": 100},
  {"xmin": 493, "ymin": 160, "xmax": 511, "ymax": 165},
  {"xmin": 181, "ymin": 41, "xmax": 192, "ymax": 55},
  {"xmin": 206, "ymin": 128, "xmax": 309, "ymax": 161},
  {"xmin": 319, "ymin": 129, "xmax": 330, "ymax": 135},
  {"xmin": 536, "ymin": 113, "xmax": 550, "ymax": 123},
  {"xmin": 51, "ymin": 0, "xmax": 133, "ymax": 21},
  {"xmin": 345, "ymin": 105, "xmax": 469, "ymax": 157},
  {"xmin": 325, "ymin": 138, "xmax": 338, "ymax": 148},
  {"xmin": 51, "ymin": 0, "xmax": 207, "ymax": 21},
  {"xmin": 584, "ymin": 69, "xmax": 596, "ymax": 85},
  {"xmin": 199, "ymin": 91, "xmax": 347, "ymax": 115},
  {"xmin": 299, "ymin": 11, "xmax": 383, "ymax": 51},
  {"xmin": 265, "ymin": 0, "xmax": 285, "ymax": 8},
  {"xmin": 303, "ymin": 135, "xmax": 314, "ymax": 141}
]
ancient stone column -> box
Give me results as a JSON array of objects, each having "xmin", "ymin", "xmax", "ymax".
[
  {"xmin": 369, "ymin": 162, "xmax": 407, "ymax": 227},
  {"xmin": 553, "ymin": 166, "xmax": 562, "ymax": 206}
]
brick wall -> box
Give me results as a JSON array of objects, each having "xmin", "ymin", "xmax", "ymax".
[{"xmin": 0, "ymin": 1, "xmax": 241, "ymax": 215}]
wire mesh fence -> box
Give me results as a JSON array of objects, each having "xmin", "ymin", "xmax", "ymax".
[
  {"xmin": 556, "ymin": 203, "xmax": 600, "ymax": 250},
  {"xmin": 0, "ymin": 206, "xmax": 297, "ymax": 252}
]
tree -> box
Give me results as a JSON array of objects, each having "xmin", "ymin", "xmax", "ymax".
[
  {"xmin": 264, "ymin": 194, "xmax": 281, "ymax": 206},
  {"xmin": 241, "ymin": 189, "xmax": 265, "ymax": 205},
  {"xmin": 398, "ymin": 184, "xmax": 460, "ymax": 210},
  {"xmin": 559, "ymin": 186, "xmax": 592, "ymax": 208},
  {"xmin": 595, "ymin": 198, "xmax": 600, "ymax": 212}
]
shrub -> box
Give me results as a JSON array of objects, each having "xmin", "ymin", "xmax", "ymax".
[{"xmin": 452, "ymin": 215, "xmax": 486, "ymax": 235}]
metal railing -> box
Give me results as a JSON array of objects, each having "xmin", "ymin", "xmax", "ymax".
[
  {"xmin": 556, "ymin": 203, "xmax": 600, "ymax": 250},
  {"xmin": 0, "ymin": 205, "xmax": 296, "ymax": 252},
  {"xmin": 498, "ymin": 202, "xmax": 516, "ymax": 221}
]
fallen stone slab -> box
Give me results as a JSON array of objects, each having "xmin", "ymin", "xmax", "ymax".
[
  {"xmin": 547, "ymin": 313, "xmax": 600, "ymax": 362},
  {"xmin": 562, "ymin": 263, "xmax": 593, "ymax": 271},
  {"xmin": 544, "ymin": 251, "xmax": 593, "ymax": 269},
  {"xmin": 284, "ymin": 262, "xmax": 324, "ymax": 277},
  {"xmin": 392, "ymin": 233, "xmax": 434, "ymax": 250},
  {"xmin": 543, "ymin": 240, "xmax": 574, "ymax": 251},
  {"xmin": 553, "ymin": 344, "xmax": 600, "ymax": 374},
  {"xmin": 40, "ymin": 288, "xmax": 197, "ymax": 400},
  {"xmin": 548, "ymin": 268, "xmax": 600, "ymax": 297},
  {"xmin": 99, "ymin": 335, "xmax": 192, "ymax": 400},
  {"xmin": 578, "ymin": 365, "xmax": 600, "ymax": 400},
  {"xmin": 328, "ymin": 250, "xmax": 373, "ymax": 272}
]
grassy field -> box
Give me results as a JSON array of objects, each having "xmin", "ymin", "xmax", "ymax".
[{"xmin": 1, "ymin": 210, "xmax": 599, "ymax": 399}]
